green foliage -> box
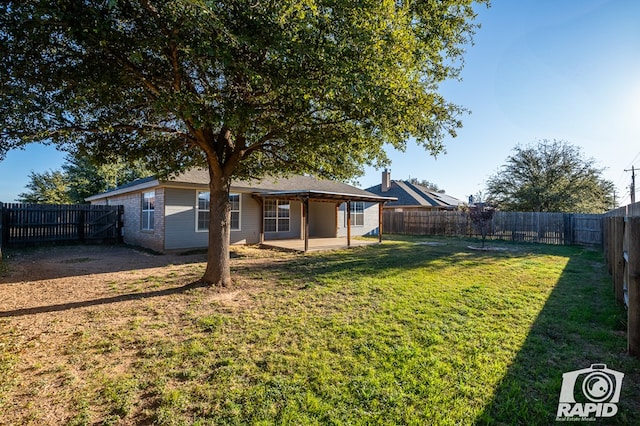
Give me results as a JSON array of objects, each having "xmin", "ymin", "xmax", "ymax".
[
  {"xmin": 63, "ymin": 154, "xmax": 151, "ymax": 203},
  {"xmin": 0, "ymin": 0, "xmax": 486, "ymax": 181},
  {"xmin": 16, "ymin": 153, "xmax": 150, "ymax": 204},
  {"xmin": 17, "ymin": 170, "xmax": 72, "ymax": 204},
  {"xmin": 408, "ymin": 178, "xmax": 446, "ymax": 193},
  {"xmin": 486, "ymin": 140, "xmax": 615, "ymax": 213}
]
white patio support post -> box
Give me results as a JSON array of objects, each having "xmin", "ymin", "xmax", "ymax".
[{"xmin": 0, "ymin": 202, "xmax": 3, "ymax": 261}]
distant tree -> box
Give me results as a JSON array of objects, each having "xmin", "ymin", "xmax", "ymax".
[
  {"xmin": 17, "ymin": 170, "xmax": 71, "ymax": 204},
  {"xmin": 18, "ymin": 154, "xmax": 150, "ymax": 204},
  {"xmin": 466, "ymin": 203, "xmax": 495, "ymax": 248},
  {"xmin": 63, "ymin": 155, "xmax": 150, "ymax": 203},
  {"xmin": 409, "ymin": 178, "xmax": 445, "ymax": 193},
  {"xmin": 486, "ymin": 140, "xmax": 615, "ymax": 213}
]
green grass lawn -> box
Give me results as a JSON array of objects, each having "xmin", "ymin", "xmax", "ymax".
[{"xmin": 2, "ymin": 236, "xmax": 639, "ymax": 425}]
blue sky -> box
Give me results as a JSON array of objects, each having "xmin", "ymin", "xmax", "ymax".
[{"xmin": 1, "ymin": 0, "xmax": 639, "ymax": 204}]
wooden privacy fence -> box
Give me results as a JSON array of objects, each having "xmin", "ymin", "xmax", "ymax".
[
  {"xmin": 383, "ymin": 210, "xmax": 602, "ymax": 246},
  {"xmin": 0, "ymin": 203, "xmax": 123, "ymax": 256},
  {"xmin": 603, "ymin": 201, "xmax": 640, "ymax": 356}
]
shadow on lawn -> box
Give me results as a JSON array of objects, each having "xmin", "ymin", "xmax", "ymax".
[
  {"xmin": 476, "ymin": 247, "xmax": 640, "ymax": 425},
  {"xmin": 0, "ymin": 244, "xmax": 208, "ymax": 283},
  {"xmin": 0, "ymin": 280, "xmax": 209, "ymax": 318},
  {"xmin": 0, "ymin": 238, "xmax": 463, "ymax": 318}
]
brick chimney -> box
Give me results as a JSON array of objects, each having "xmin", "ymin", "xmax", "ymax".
[{"xmin": 382, "ymin": 169, "xmax": 391, "ymax": 192}]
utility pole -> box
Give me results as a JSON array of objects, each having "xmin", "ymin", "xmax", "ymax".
[{"xmin": 625, "ymin": 165, "xmax": 636, "ymax": 204}]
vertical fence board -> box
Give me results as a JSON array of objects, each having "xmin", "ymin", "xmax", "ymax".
[
  {"xmin": 382, "ymin": 210, "xmax": 602, "ymax": 246},
  {"xmin": 627, "ymin": 217, "xmax": 640, "ymax": 356},
  {"xmin": 0, "ymin": 204, "xmax": 123, "ymax": 247},
  {"xmin": 614, "ymin": 217, "xmax": 625, "ymax": 305},
  {"xmin": 602, "ymin": 201, "xmax": 640, "ymax": 357},
  {"xmin": 0, "ymin": 202, "xmax": 3, "ymax": 260}
]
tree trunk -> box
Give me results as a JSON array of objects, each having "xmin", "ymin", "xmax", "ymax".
[{"xmin": 201, "ymin": 168, "xmax": 232, "ymax": 287}]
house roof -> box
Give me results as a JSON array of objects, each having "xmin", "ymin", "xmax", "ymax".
[
  {"xmin": 86, "ymin": 169, "xmax": 396, "ymax": 204},
  {"xmin": 365, "ymin": 180, "xmax": 462, "ymax": 209}
]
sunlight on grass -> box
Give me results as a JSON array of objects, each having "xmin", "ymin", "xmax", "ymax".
[{"xmin": 1, "ymin": 238, "xmax": 638, "ymax": 425}]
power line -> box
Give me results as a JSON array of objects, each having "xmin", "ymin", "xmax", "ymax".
[
  {"xmin": 626, "ymin": 151, "xmax": 640, "ymax": 169},
  {"xmin": 624, "ymin": 165, "xmax": 636, "ymax": 204}
]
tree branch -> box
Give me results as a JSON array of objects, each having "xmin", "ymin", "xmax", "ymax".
[
  {"xmin": 37, "ymin": 124, "xmax": 195, "ymax": 141},
  {"xmin": 102, "ymin": 45, "xmax": 162, "ymax": 97}
]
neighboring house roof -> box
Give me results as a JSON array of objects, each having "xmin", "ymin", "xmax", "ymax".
[
  {"xmin": 365, "ymin": 180, "xmax": 463, "ymax": 209},
  {"xmin": 86, "ymin": 169, "xmax": 396, "ymax": 203}
]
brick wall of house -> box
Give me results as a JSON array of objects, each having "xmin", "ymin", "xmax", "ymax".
[{"xmin": 91, "ymin": 188, "xmax": 165, "ymax": 252}]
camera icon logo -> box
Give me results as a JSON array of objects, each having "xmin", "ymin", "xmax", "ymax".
[{"xmin": 556, "ymin": 364, "xmax": 624, "ymax": 419}]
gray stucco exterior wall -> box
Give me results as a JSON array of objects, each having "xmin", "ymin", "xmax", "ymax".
[
  {"xmin": 164, "ymin": 189, "xmax": 304, "ymax": 250},
  {"xmin": 164, "ymin": 188, "xmax": 267, "ymax": 249},
  {"xmin": 163, "ymin": 188, "xmax": 209, "ymax": 250},
  {"xmin": 309, "ymin": 202, "xmax": 337, "ymax": 237},
  {"xmin": 337, "ymin": 202, "xmax": 380, "ymax": 237}
]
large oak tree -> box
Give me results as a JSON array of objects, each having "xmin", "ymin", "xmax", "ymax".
[{"xmin": 1, "ymin": 0, "xmax": 486, "ymax": 286}]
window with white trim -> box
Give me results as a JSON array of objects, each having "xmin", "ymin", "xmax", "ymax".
[
  {"xmin": 196, "ymin": 192, "xmax": 241, "ymax": 232},
  {"xmin": 142, "ymin": 191, "xmax": 155, "ymax": 230},
  {"xmin": 196, "ymin": 191, "xmax": 209, "ymax": 231},
  {"xmin": 345, "ymin": 201, "xmax": 364, "ymax": 227},
  {"xmin": 264, "ymin": 199, "xmax": 290, "ymax": 232},
  {"xmin": 229, "ymin": 193, "xmax": 241, "ymax": 231}
]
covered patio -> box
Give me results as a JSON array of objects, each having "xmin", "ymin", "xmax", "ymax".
[
  {"xmin": 252, "ymin": 189, "xmax": 397, "ymax": 252},
  {"xmin": 261, "ymin": 237, "xmax": 379, "ymax": 253}
]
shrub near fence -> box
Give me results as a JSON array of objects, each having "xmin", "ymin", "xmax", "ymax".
[
  {"xmin": 0, "ymin": 203, "xmax": 123, "ymax": 254},
  {"xmin": 383, "ymin": 210, "xmax": 602, "ymax": 246}
]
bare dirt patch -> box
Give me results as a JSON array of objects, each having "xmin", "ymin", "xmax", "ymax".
[{"xmin": 0, "ymin": 244, "xmax": 294, "ymax": 425}]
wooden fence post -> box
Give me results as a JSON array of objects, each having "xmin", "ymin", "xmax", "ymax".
[
  {"xmin": 0, "ymin": 202, "xmax": 3, "ymax": 261},
  {"xmin": 608, "ymin": 217, "xmax": 615, "ymax": 274},
  {"xmin": 0, "ymin": 203, "xmax": 9, "ymax": 259},
  {"xmin": 602, "ymin": 217, "xmax": 608, "ymax": 268},
  {"xmin": 77, "ymin": 208, "xmax": 86, "ymax": 242},
  {"xmin": 563, "ymin": 214, "xmax": 570, "ymax": 245},
  {"xmin": 614, "ymin": 217, "xmax": 625, "ymax": 305},
  {"xmin": 627, "ymin": 217, "xmax": 640, "ymax": 356},
  {"xmin": 117, "ymin": 206, "xmax": 124, "ymax": 244}
]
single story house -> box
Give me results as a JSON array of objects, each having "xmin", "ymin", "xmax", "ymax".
[
  {"xmin": 365, "ymin": 169, "xmax": 463, "ymax": 212},
  {"xmin": 86, "ymin": 169, "xmax": 396, "ymax": 252}
]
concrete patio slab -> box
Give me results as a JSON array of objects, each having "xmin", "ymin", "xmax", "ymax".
[{"xmin": 261, "ymin": 237, "xmax": 379, "ymax": 252}]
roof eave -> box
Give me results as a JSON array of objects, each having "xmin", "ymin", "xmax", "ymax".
[
  {"xmin": 85, "ymin": 178, "xmax": 160, "ymax": 202},
  {"xmin": 251, "ymin": 190, "xmax": 397, "ymax": 203}
]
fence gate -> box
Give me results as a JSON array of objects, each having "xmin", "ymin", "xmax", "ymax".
[{"xmin": 0, "ymin": 203, "xmax": 123, "ymax": 251}]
